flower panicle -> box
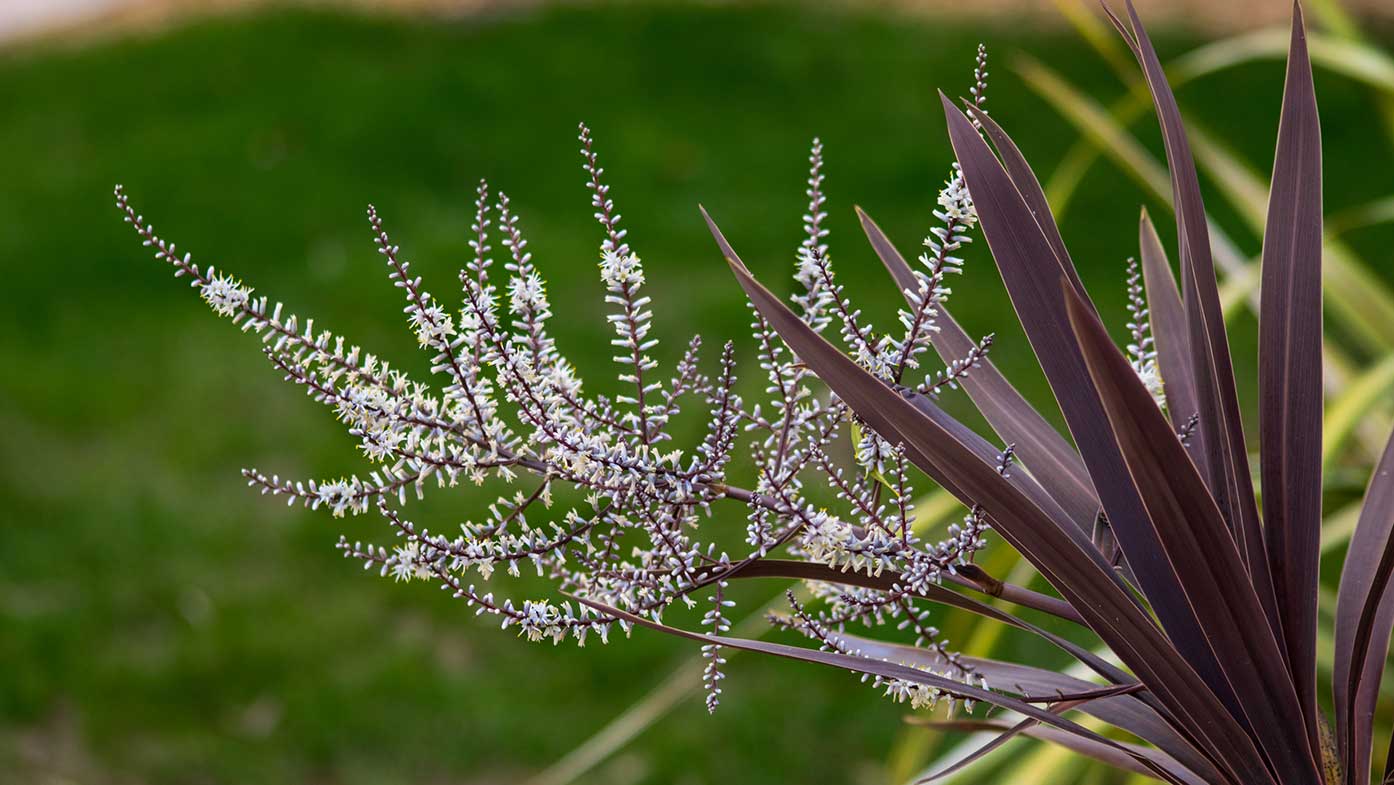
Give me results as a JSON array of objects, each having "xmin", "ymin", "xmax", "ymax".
[{"xmin": 114, "ymin": 48, "xmax": 1056, "ymax": 718}]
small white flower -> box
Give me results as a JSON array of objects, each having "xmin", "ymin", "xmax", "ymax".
[
  {"xmin": 599, "ymin": 249, "xmax": 644, "ymax": 289},
  {"xmin": 1133, "ymin": 358, "xmax": 1166, "ymax": 410},
  {"xmin": 316, "ymin": 479, "xmax": 356, "ymax": 517},
  {"xmin": 795, "ymin": 246, "xmax": 823, "ymax": 286},
  {"xmin": 509, "ymin": 271, "xmax": 548, "ymax": 314},
  {"xmin": 409, "ymin": 304, "xmax": 456, "ymax": 347},
  {"xmin": 518, "ymin": 599, "xmax": 563, "ymax": 642},
  {"xmin": 359, "ymin": 422, "xmax": 404, "ymax": 462},
  {"xmin": 458, "ymin": 308, "xmax": 483, "ymax": 334},
  {"xmin": 391, "ymin": 541, "xmax": 433, "ymax": 582},
  {"xmin": 199, "ymin": 273, "xmax": 251, "ymax": 317}
]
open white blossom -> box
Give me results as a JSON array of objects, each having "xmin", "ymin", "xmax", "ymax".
[
  {"xmin": 199, "ymin": 270, "xmax": 251, "ymax": 317},
  {"xmin": 408, "ymin": 303, "xmax": 456, "ymax": 347},
  {"xmin": 599, "ymin": 248, "xmax": 645, "ymax": 289}
]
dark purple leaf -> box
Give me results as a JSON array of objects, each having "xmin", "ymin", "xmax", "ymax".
[
  {"xmin": 964, "ymin": 104, "xmax": 1087, "ymax": 299},
  {"xmin": 915, "ymin": 686, "xmax": 1153, "ymax": 781},
  {"xmin": 1257, "ymin": 1, "xmax": 1324, "ymax": 744},
  {"xmin": 910, "ymin": 718, "xmax": 1203, "ymax": 784},
  {"xmin": 1063, "ymin": 278, "xmax": 1320, "ymax": 779},
  {"xmin": 918, "ymin": 698, "xmax": 1096, "ymax": 783},
  {"xmin": 1335, "ymin": 430, "xmax": 1394, "ymax": 781},
  {"xmin": 847, "ymin": 633, "xmax": 1221, "ymax": 782},
  {"xmin": 951, "ymin": 563, "xmax": 1085, "ymax": 626}
]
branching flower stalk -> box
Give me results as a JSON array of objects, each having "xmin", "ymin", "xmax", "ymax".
[
  {"xmin": 120, "ymin": 3, "xmax": 1394, "ymax": 783},
  {"xmin": 116, "ymin": 54, "xmax": 1026, "ymax": 718}
]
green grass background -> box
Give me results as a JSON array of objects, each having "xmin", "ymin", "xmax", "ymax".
[{"xmin": 2, "ymin": 3, "xmax": 1393, "ymax": 783}]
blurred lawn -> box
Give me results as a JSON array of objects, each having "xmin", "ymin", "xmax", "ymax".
[{"xmin": 3, "ymin": 3, "xmax": 1394, "ymax": 784}]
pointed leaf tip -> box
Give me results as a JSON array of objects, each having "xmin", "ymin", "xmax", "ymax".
[
  {"xmin": 1116, "ymin": 0, "xmax": 1278, "ymax": 652},
  {"xmin": 1258, "ymin": 0, "xmax": 1323, "ymax": 751},
  {"xmin": 699, "ymin": 207, "xmax": 750, "ymax": 273}
]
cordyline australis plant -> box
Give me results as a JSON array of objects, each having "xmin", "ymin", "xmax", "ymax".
[{"xmin": 114, "ymin": 0, "xmax": 1394, "ymax": 782}]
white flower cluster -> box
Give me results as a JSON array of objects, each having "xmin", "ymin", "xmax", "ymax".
[
  {"xmin": 600, "ymin": 248, "xmax": 646, "ymax": 290},
  {"xmin": 116, "ymin": 43, "xmax": 1150, "ymax": 721},
  {"xmin": 119, "ymin": 137, "xmax": 1003, "ymax": 712},
  {"xmin": 791, "ymin": 138, "xmax": 835, "ymax": 334},
  {"xmin": 701, "ymin": 579, "xmax": 733, "ymax": 713},
  {"xmin": 878, "ymin": 163, "xmax": 978, "ymax": 385},
  {"xmin": 199, "ymin": 270, "xmax": 252, "ymax": 317},
  {"xmin": 390, "ymin": 540, "xmax": 434, "ymax": 582},
  {"xmin": 408, "ymin": 303, "xmax": 456, "ymax": 348},
  {"xmin": 884, "ymin": 46, "xmax": 985, "ymax": 387},
  {"xmin": 935, "ymin": 165, "xmax": 978, "ymax": 229},
  {"xmin": 1124, "ymin": 256, "xmax": 1166, "ymax": 409}
]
